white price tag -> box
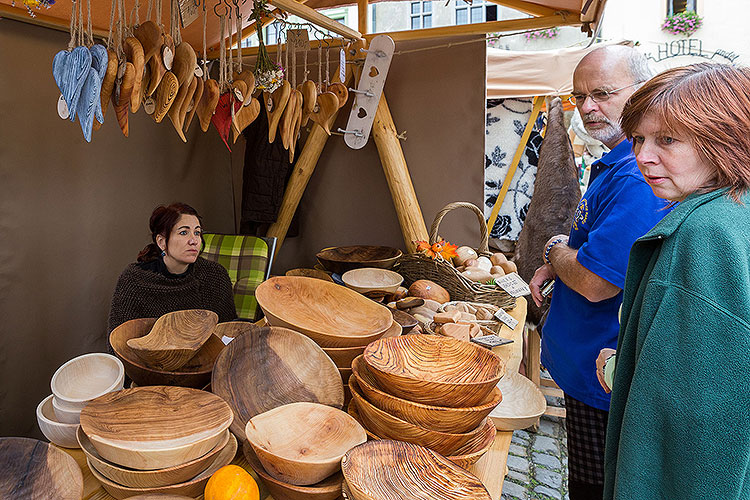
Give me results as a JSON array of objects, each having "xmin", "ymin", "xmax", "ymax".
[
  {"xmin": 57, "ymin": 94, "xmax": 70, "ymax": 119},
  {"xmin": 143, "ymin": 97, "xmax": 156, "ymax": 115},
  {"xmin": 494, "ymin": 308, "xmax": 519, "ymax": 330},
  {"xmin": 221, "ymin": 335, "xmax": 235, "ymax": 345},
  {"xmin": 163, "ymin": 46, "xmax": 174, "ymax": 71},
  {"xmin": 339, "ymin": 48, "xmax": 346, "ymax": 83},
  {"xmin": 194, "ymin": 64, "xmax": 203, "ymax": 78},
  {"xmin": 495, "ymin": 272, "xmax": 530, "ymax": 297}
]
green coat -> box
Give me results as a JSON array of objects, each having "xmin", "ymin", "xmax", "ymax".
[{"xmin": 604, "ymin": 189, "xmax": 750, "ymax": 500}]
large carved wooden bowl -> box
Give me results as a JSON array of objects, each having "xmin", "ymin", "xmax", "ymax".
[
  {"xmin": 489, "ymin": 373, "xmax": 547, "ymax": 431},
  {"xmin": 110, "ymin": 318, "xmax": 226, "ymax": 388},
  {"xmin": 211, "ymin": 326, "xmax": 344, "ymax": 437},
  {"xmin": 351, "ymin": 355, "xmax": 502, "ymax": 433},
  {"xmin": 341, "ymin": 440, "xmax": 491, "ymax": 500},
  {"xmin": 363, "ymin": 334, "xmax": 505, "ymax": 407},
  {"xmin": 348, "ymin": 377, "xmax": 489, "ymax": 457},
  {"xmin": 245, "ymin": 402, "xmax": 366, "ymax": 486},
  {"xmin": 316, "ymin": 246, "xmax": 402, "ymax": 275},
  {"xmin": 80, "ymin": 386, "xmax": 233, "ymax": 470},
  {"xmin": 256, "ymin": 276, "xmax": 393, "ymax": 347},
  {"xmin": 323, "ymin": 321, "xmax": 401, "ymax": 369}
]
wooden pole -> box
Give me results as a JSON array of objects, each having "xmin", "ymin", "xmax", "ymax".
[
  {"xmin": 371, "ymin": 93, "xmax": 429, "ymax": 253},
  {"xmin": 358, "ymin": 0, "xmax": 369, "ymax": 34}
]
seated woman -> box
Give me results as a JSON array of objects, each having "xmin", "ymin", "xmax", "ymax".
[
  {"xmin": 108, "ymin": 203, "xmax": 237, "ymax": 335},
  {"xmin": 597, "ymin": 64, "xmax": 750, "ymax": 499}
]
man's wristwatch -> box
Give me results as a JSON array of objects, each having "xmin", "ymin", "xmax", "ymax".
[{"xmin": 543, "ymin": 237, "xmax": 567, "ymax": 265}]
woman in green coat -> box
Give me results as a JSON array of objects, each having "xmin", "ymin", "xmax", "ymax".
[{"xmin": 597, "ymin": 64, "xmax": 750, "ymax": 499}]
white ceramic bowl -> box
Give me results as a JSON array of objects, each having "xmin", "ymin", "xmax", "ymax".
[
  {"xmin": 52, "ymin": 396, "xmax": 81, "ymax": 424},
  {"xmin": 37, "ymin": 394, "xmax": 80, "ymax": 448},
  {"xmin": 51, "ymin": 353, "xmax": 125, "ymax": 411},
  {"xmin": 342, "ymin": 268, "xmax": 404, "ymax": 294}
]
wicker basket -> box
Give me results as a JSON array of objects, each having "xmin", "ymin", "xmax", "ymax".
[{"xmin": 394, "ymin": 202, "xmax": 516, "ymax": 310}]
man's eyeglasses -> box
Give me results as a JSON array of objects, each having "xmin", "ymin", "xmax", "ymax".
[{"xmin": 569, "ymin": 82, "xmax": 642, "ymax": 106}]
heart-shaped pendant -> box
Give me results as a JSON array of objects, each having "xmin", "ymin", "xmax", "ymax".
[
  {"xmin": 298, "ymin": 80, "xmax": 317, "ymax": 126},
  {"xmin": 113, "ymin": 62, "xmax": 136, "ymax": 136},
  {"xmin": 53, "ymin": 46, "xmax": 92, "ymax": 122},
  {"xmin": 133, "ymin": 21, "xmax": 162, "ymax": 63},
  {"xmin": 279, "ymin": 89, "xmax": 299, "ymax": 151},
  {"xmin": 183, "ymin": 76, "xmax": 204, "ymax": 133},
  {"xmin": 153, "ymin": 71, "xmax": 179, "ymax": 123},
  {"xmin": 212, "ymin": 91, "xmax": 242, "ymax": 151},
  {"xmin": 232, "ymin": 97, "xmax": 260, "ymax": 144},
  {"xmin": 197, "ymin": 79, "xmax": 220, "ymax": 133},
  {"xmin": 94, "ymin": 48, "xmax": 118, "ymax": 130},
  {"xmin": 76, "ymin": 67, "xmax": 102, "ymax": 142},
  {"xmin": 264, "ymin": 80, "xmax": 291, "ymax": 143},
  {"xmin": 169, "ymin": 75, "xmax": 198, "ymax": 142},
  {"xmin": 124, "ymin": 37, "xmax": 145, "ymax": 113},
  {"xmin": 310, "ymin": 91, "xmax": 339, "ymax": 135}
]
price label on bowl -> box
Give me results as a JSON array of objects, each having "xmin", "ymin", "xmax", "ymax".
[
  {"xmin": 495, "ymin": 272, "xmax": 530, "ymax": 297},
  {"xmin": 493, "ymin": 309, "xmax": 519, "ymax": 330}
]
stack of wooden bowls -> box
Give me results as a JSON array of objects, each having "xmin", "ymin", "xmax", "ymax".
[
  {"xmin": 255, "ymin": 276, "xmax": 402, "ymax": 399},
  {"xmin": 78, "ymin": 386, "xmax": 236, "ymax": 498},
  {"xmin": 36, "ymin": 352, "xmax": 125, "ymax": 448},
  {"xmin": 348, "ymin": 334, "xmax": 505, "ymax": 468}
]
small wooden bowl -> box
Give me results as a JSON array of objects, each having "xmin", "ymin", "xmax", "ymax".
[
  {"xmin": 390, "ymin": 309, "xmax": 418, "ymax": 333},
  {"xmin": 285, "ymin": 268, "xmax": 334, "ymax": 282},
  {"xmin": 341, "ymin": 440, "xmax": 491, "ymax": 500},
  {"xmin": 342, "ymin": 268, "xmax": 404, "ymax": 295},
  {"xmin": 348, "ymin": 377, "xmax": 488, "ymax": 457},
  {"xmin": 127, "ymin": 309, "xmax": 218, "ymax": 371},
  {"xmin": 351, "ymin": 356, "xmax": 502, "ymax": 433},
  {"xmin": 212, "ymin": 326, "xmax": 344, "ymax": 437},
  {"xmin": 257, "ymin": 276, "xmax": 393, "ymax": 347},
  {"xmin": 243, "ymin": 440, "xmax": 343, "ymax": 500},
  {"xmin": 52, "ymin": 397, "xmax": 80, "ymax": 424},
  {"xmin": 80, "ymin": 386, "xmax": 233, "ymax": 470},
  {"xmin": 36, "ymin": 395, "xmax": 80, "ymax": 449},
  {"xmin": 489, "ymin": 373, "xmax": 547, "ymax": 431},
  {"xmin": 50, "ymin": 353, "xmax": 124, "ymax": 411},
  {"xmin": 0, "ymin": 437, "xmax": 83, "ymax": 500},
  {"xmin": 363, "ymin": 334, "xmax": 505, "ymax": 407},
  {"xmin": 316, "ymin": 246, "xmax": 402, "ymax": 275},
  {"xmin": 77, "ymin": 426, "xmax": 230, "ymax": 488},
  {"xmin": 110, "ymin": 318, "xmax": 225, "ymax": 389},
  {"xmin": 322, "ymin": 321, "xmax": 401, "ymax": 369},
  {"xmin": 245, "ymin": 402, "xmax": 366, "ymax": 486},
  {"xmin": 87, "ymin": 432, "xmax": 237, "ymax": 499}
]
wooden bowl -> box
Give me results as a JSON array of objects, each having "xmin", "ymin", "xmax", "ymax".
[
  {"xmin": 342, "ymin": 268, "xmax": 404, "ymax": 294},
  {"xmin": 245, "ymin": 402, "xmax": 366, "ymax": 486},
  {"xmin": 127, "ymin": 309, "xmax": 219, "ymax": 371},
  {"xmin": 351, "ymin": 356, "xmax": 502, "ymax": 433},
  {"xmin": 390, "ymin": 309, "xmax": 418, "ymax": 333},
  {"xmin": 256, "ymin": 276, "xmax": 393, "ymax": 347},
  {"xmin": 110, "ymin": 318, "xmax": 225, "ymax": 388},
  {"xmin": 322, "ymin": 321, "xmax": 401, "ymax": 369},
  {"xmin": 242, "ymin": 440, "xmax": 343, "ymax": 500},
  {"xmin": 50, "ymin": 353, "xmax": 124, "ymax": 411},
  {"xmin": 36, "ymin": 395, "xmax": 80, "ymax": 449},
  {"xmin": 77, "ymin": 426, "xmax": 230, "ymax": 488},
  {"xmin": 316, "ymin": 246, "xmax": 402, "ymax": 275},
  {"xmin": 363, "ymin": 334, "xmax": 505, "ymax": 407},
  {"xmin": 0, "ymin": 437, "xmax": 83, "ymax": 500},
  {"xmin": 348, "ymin": 377, "xmax": 488, "ymax": 457},
  {"xmin": 87, "ymin": 432, "xmax": 237, "ymax": 499},
  {"xmin": 346, "ymin": 401, "xmax": 496, "ymax": 469},
  {"xmin": 339, "ymin": 367, "xmax": 352, "ymax": 384},
  {"xmin": 341, "ymin": 440, "xmax": 491, "ymax": 500},
  {"xmin": 285, "ymin": 268, "xmax": 334, "ymax": 282},
  {"xmin": 52, "ymin": 397, "xmax": 80, "ymax": 424},
  {"xmin": 211, "ymin": 326, "xmax": 344, "ymax": 437},
  {"xmin": 80, "ymin": 386, "xmax": 233, "ymax": 470},
  {"xmin": 212, "ymin": 321, "xmax": 261, "ymax": 343},
  {"xmin": 489, "ymin": 373, "xmax": 547, "ymax": 431}
]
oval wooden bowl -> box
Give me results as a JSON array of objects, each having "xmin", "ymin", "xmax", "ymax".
[
  {"xmin": 110, "ymin": 318, "xmax": 224, "ymax": 388},
  {"xmin": 52, "ymin": 396, "xmax": 80, "ymax": 424},
  {"xmin": 323, "ymin": 321, "xmax": 401, "ymax": 369},
  {"xmin": 127, "ymin": 309, "xmax": 219, "ymax": 371},
  {"xmin": 87, "ymin": 432, "xmax": 237, "ymax": 499},
  {"xmin": 348, "ymin": 377, "xmax": 487, "ymax": 457},
  {"xmin": 77, "ymin": 426, "xmax": 230, "ymax": 488},
  {"xmin": 342, "ymin": 268, "xmax": 404, "ymax": 294},
  {"xmin": 80, "ymin": 386, "xmax": 233, "ymax": 470},
  {"xmin": 256, "ymin": 276, "xmax": 393, "ymax": 347},
  {"xmin": 390, "ymin": 309, "xmax": 418, "ymax": 334},
  {"xmin": 351, "ymin": 355, "xmax": 502, "ymax": 433},
  {"xmin": 285, "ymin": 268, "xmax": 334, "ymax": 282},
  {"xmin": 245, "ymin": 402, "xmax": 366, "ymax": 486},
  {"xmin": 0, "ymin": 437, "xmax": 83, "ymax": 500},
  {"xmin": 36, "ymin": 395, "xmax": 80, "ymax": 449},
  {"xmin": 242, "ymin": 440, "xmax": 343, "ymax": 500},
  {"xmin": 341, "ymin": 440, "xmax": 491, "ymax": 500},
  {"xmin": 316, "ymin": 246, "xmax": 403, "ymax": 275},
  {"xmin": 363, "ymin": 334, "xmax": 505, "ymax": 407},
  {"xmin": 489, "ymin": 373, "xmax": 547, "ymax": 431},
  {"xmin": 211, "ymin": 326, "xmax": 344, "ymax": 437},
  {"xmin": 50, "ymin": 353, "xmax": 124, "ymax": 411}
]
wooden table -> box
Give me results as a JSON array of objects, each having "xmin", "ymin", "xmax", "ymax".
[{"xmin": 61, "ymin": 298, "xmax": 527, "ymax": 500}]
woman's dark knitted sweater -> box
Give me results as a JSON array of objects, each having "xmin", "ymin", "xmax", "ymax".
[{"xmin": 108, "ymin": 257, "xmax": 237, "ymax": 334}]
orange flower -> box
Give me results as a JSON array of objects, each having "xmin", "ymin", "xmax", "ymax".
[{"xmin": 414, "ymin": 239, "xmax": 457, "ymax": 261}]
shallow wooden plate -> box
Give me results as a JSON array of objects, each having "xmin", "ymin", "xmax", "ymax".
[
  {"xmin": 80, "ymin": 386, "xmax": 233, "ymax": 470},
  {"xmin": 211, "ymin": 326, "xmax": 344, "ymax": 437},
  {"xmin": 316, "ymin": 246, "xmax": 402, "ymax": 275},
  {"xmin": 489, "ymin": 373, "xmax": 547, "ymax": 431},
  {"xmin": 0, "ymin": 437, "xmax": 83, "ymax": 500},
  {"xmin": 256, "ymin": 276, "xmax": 393, "ymax": 347}
]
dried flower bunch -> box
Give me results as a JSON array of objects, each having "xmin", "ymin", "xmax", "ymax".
[{"xmin": 252, "ymin": 0, "xmax": 284, "ymax": 92}]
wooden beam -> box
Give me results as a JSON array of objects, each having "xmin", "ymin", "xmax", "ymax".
[
  {"xmin": 365, "ymin": 13, "xmax": 579, "ymax": 42},
  {"xmin": 357, "ymin": 0, "xmax": 368, "ymax": 34},
  {"xmin": 0, "ymin": 2, "xmax": 108, "ymax": 39},
  {"xmin": 482, "ymin": 0, "xmax": 559, "ymax": 17},
  {"xmin": 269, "ymin": 0, "xmax": 362, "ymax": 40}
]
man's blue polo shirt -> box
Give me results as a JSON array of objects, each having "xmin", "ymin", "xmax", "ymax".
[{"xmin": 541, "ymin": 139, "xmax": 670, "ymax": 411}]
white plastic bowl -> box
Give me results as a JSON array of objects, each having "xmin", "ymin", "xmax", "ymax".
[{"xmin": 51, "ymin": 353, "xmax": 124, "ymax": 411}]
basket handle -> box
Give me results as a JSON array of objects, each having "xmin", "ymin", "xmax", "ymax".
[{"xmin": 429, "ymin": 202, "xmax": 490, "ymax": 254}]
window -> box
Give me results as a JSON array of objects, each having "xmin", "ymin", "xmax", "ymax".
[
  {"xmin": 410, "ymin": 1, "xmax": 432, "ymax": 29},
  {"xmin": 265, "ymin": 21, "xmax": 281, "ymax": 45},
  {"xmin": 667, "ymin": 0, "xmax": 696, "ymax": 15},
  {"xmin": 455, "ymin": 0, "xmax": 496, "ymax": 25}
]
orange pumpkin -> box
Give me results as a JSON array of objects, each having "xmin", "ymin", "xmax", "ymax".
[{"xmin": 204, "ymin": 465, "xmax": 260, "ymax": 500}]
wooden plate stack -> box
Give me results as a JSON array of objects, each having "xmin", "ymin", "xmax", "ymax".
[
  {"xmin": 347, "ymin": 335, "xmax": 505, "ymax": 467},
  {"xmin": 79, "ymin": 386, "xmax": 236, "ymax": 499}
]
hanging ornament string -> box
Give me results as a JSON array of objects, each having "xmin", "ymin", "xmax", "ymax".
[
  {"xmin": 106, "ymin": 0, "xmax": 116, "ymax": 50},
  {"xmin": 85, "ymin": 0, "xmax": 93, "ymax": 46},
  {"xmin": 317, "ymin": 41, "xmax": 322, "ymax": 92},
  {"xmin": 76, "ymin": 0, "xmax": 84, "ymax": 47},
  {"xmin": 117, "ymin": 0, "xmax": 126, "ymax": 58},
  {"xmin": 284, "ymin": 28, "xmax": 289, "ymax": 84},
  {"xmin": 291, "ymin": 33, "xmax": 296, "ymax": 88},
  {"xmin": 171, "ymin": 0, "xmax": 181, "ymax": 46},
  {"xmin": 201, "ymin": 0, "xmax": 208, "ymax": 79},
  {"xmin": 218, "ymin": 10, "xmax": 227, "ymax": 91},
  {"xmin": 146, "ymin": 0, "xmax": 152, "ymax": 22},
  {"xmin": 236, "ymin": 2, "xmax": 242, "ymax": 74},
  {"xmin": 276, "ymin": 23, "xmax": 282, "ymax": 72},
  {"xmin": 155, "ymin": 0, "xmax": 163, "ymax": 29},
  {"xmin": 303, "ymin": 44, "xmax": 308, "ymax": 82},
  {"xmin": 68, "ymin": 0, "xmax": 77, "ymax": 49},
  {"xmin": 325, "ymin": 42, "xmax": 330, "ymax": 90}
]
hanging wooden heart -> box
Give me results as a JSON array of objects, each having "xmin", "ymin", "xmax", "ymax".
[
  {"xmin": 146, "ymin": 52, "xmax": 167, "ymax": 97},
  {"xmin": 231, "ymin": 98, "xmax": 260, "ymax": 144},
  {"xmin": 89, "ymin": 44, "xmax": 108, "ymax": 125},
  {"xmin": 94, "ymin": 48, "xmax": 118, "ymax": 130},
  {"xmin": 233, "ymin": 69, "xmax": 256, "ymax": 105},
  {"xmin": 328, "ymin": 82, "xmax": 349, "ymax": 109},
  {"xmin": 124, "ymin": 37, "xmax": 145, "ymax": 113},
  {"xmin": 279, "ymin": 90, "xmax": 299, "ymax": 151},
  {"xmin": 183, "ymin": 76, "xmax": 204, "ymax": 133},
  {"xmin": 76, "ymin": 67, "xmax": 102, "ymax": 142},
  {"xmin": 289, "ymin": 90, "xmax": 304, "ymax": 163},
  {"xmin": 310, "ymin": 91, "xmax": 339, "ymax": 135},
  {"xmin": 231, "ymin": 80, "xmax": 248, "ymax": 105},
  {"xmin": 264, "ymin": 80, "xmax": 291, "ymax": 143},
  {"xmin": 53, "ymin": 46, "xmax": 92, "ymax": 122},
  {"xmin": 169, "ymin": 75, "xmax": 197, "ymax": 142},
  {"xmin": 153, "ymin": 71, "xmax": 179, "ymax": 123},
  {"xmin": 166, "ymin": 43, "xmax": 198, "ymax": 140},
  {"xmin": 112, "ymin": 61, "xmax": 136, "ymax": 136},
  {"xmin": 211, "ymin": 91, "xmax": 242, "ymax": 151},
  {"xmin": 133, "ymin": 21, "xmax": 162, "ymax": 63},
  {"xmin": 298, "ymin": 80, "xmax": 316, "ymax": 126},
  {"xmin": 197, "ymin": 78, "xmax": 220, "ymax": 132}
]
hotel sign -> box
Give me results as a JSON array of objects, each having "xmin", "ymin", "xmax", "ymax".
[{"xmin": 646, "ymin": 38, "xmax": 740, "ymax": 64}]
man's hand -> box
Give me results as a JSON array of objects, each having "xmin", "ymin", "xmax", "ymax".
[
  {"xmin": 530, "ymin": 264, "xmax": 556, "ymax": 307},
  {"xmin": 596, "ymin": 348, "xmax": 617, "ymax": 393}
]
